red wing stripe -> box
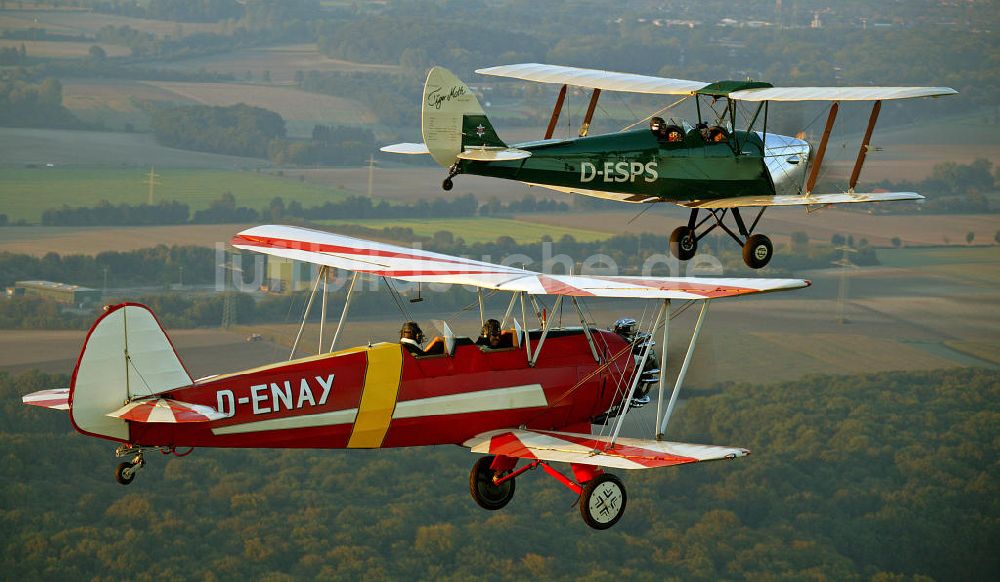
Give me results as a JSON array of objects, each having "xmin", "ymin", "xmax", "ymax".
[
  {"xmin": 231, "ymin": 234, "xmax": 496, "ymax": 268},
  {"xmin": 28, "ymin": 397, "xmax": 69, "ymax": 407},
  {"xmin": 599, "ymin": 276, "xmax": 758, "ymax": 297},
  {"xmin": 538, "ymin": 431, "xmax": 699, "ymax": 467},
  {"xmin": 538, "ymin": 275, "xmax": 594, "ymax": 296},
  {"xmin": 489, "ymin": 432, "xmax": 538, "ymax": 459},
  {"xmin": 120, "ymin": 403, "xmax": 153, "ymax": 423}
]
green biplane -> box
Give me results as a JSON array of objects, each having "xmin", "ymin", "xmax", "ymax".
[{"xmin": 383, "ymin": 64, "xmax": 956, "ymax": 268}]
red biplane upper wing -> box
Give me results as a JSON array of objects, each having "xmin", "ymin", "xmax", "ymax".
[
  {"xmin": 464, "ymin": 429, "xmax": 748, "ymax": 470},
  {"xmin": 232, "ymin": 225, "xmax": 809, "ymax": 299}
]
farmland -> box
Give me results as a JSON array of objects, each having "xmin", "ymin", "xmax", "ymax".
[
  {"xmin": 142, "ymin": 81, "xmax": 377, "ymax": 136},
  {"xmin": 0, "ymin": 7, "xmax": 226, "ymax": 37},
  {"xmin": 0, "ymin": 166, "xmax": 349, "ymax": 223},
  {"xmin": 0, "ymin": 224, "xmax": 251, "ymax": 256},
  {"xmin": 317, "ymin": 216, "xmax": 613, "ymax": 244},
  {"xmin": 160, "ymin": 43, "xmax": 404, "ymax": 83},
  {"xmin": 0, "ymin": 127, "xmax": 262, "ymax": 170},
  {"xmin": 0, "ymin": 39, "xmax": 130, "ymax": 58}
]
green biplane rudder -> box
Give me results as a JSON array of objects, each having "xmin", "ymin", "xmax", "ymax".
[{"xmin": 421, "ymin": 66, "xmax": 506, "ymax": 167}]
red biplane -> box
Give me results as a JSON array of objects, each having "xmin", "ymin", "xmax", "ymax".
[{"xmin": 23, "ymin": 225, "xmax": 809, "ymax": 529}]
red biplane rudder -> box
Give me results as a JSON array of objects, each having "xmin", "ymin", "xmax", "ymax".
[{"xmin": 68, "ymin": 303, "xmax": 194, "ymax": 442}]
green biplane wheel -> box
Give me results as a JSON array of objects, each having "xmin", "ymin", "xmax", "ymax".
[
  {"xmin": 743, "ymin": 234, "xmax": 773, "ymax": 269},
  {"xmin": 442, "ymin": 178, "xmax": 454, "ymax": 191},
  {"xmin": 669, "ymin": 226, "xmax": 697, "ymax": 261}
]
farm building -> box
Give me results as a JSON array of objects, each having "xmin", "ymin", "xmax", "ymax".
[{"xmin": 13, "ymin": 280, "xmax": 102, "ymax": 306}]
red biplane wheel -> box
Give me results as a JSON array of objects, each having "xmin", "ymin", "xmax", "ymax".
[
  {"xmin": 669, "ymin": 226, "xmax": 697, "ymax": 261},
  {"xmin": 469, "ymin": 456, "xmax": 515, "ymax": 510},
  {"xmin": 115, "ymin": 462, "xmax": 135, "ymax": 486},
  {"xmin": 742, "ymin": 234, "xmax": 773, "ymax": 269},
  {"xmin": 580, "ymin": 473, "xmax": 627, "ymax": 530}
]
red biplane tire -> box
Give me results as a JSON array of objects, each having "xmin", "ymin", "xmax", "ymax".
[
  {"xmin": 115, "ymin": 462, "xmax": 135, "ymax": 486},
  {"xmin": 669, "ymin": 226, "xmax": 697, "ymax": 261},
  {"xmin": 580, "ymin": 473, "xmax": 627, "ymax": 530},
  {"xmin": 469, "ymin": 455, "xmax": 515, "ymax": 510},
  {"xmin": 742, "ymin": 234, "xmax": 773, "ymax": 269}
]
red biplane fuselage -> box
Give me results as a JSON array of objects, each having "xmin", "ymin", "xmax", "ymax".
[{"xmin": 118, "ymin": 330, "xmax": 634, "ymax": 451}]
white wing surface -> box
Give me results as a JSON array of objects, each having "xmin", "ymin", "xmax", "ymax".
[
  {"xmin": 464, "ymin": 429, "xmax": 749, "ymax": 470},
  {"xmin": 379, "ymin": 143, "xmax": 430, "ymax": 155},
  {"xmin": 232, "ymin": 225, "xmax": 809, "ymax": 299},
  {"xmin": 476, "ymin": 63, "xmax": 707, "ymax": 95},
  {"xmin": 729, "ymin": 87, "xmax": 957, "ymax": 102},
  {"xmin": 676, "ymin": 191, "xmax": 924, "ymax": 209}
]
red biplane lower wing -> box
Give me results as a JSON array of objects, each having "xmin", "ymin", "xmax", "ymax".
[{"xmin": 464, "ymin": 429, "xmax": 748, "ymax": 470}]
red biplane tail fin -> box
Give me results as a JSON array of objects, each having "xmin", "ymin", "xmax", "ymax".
[
  {"xmin": 464, "ymin": 429, "xmax": 748, "ymax": 470},
  {"xmin": 67, "ymin": 303, "xmax": 193, "ymax": 441}
]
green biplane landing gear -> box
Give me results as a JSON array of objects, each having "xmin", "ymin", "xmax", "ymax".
[
  {"xmin": 672, "ymin": 208, "xmax": 774, "ymax": 269},
  {"xmin": 743, "ymin": 233, "xmax": 773, "ymax": 269},
  {"xmin": 442, "ymin": 163, "xmax": 461, "ymax": 191},
  {"xmin": 669, "ymin": 226, "xmax": 697, "ymax": 261}
]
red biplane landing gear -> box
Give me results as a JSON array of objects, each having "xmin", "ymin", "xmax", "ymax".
[
  {"xmin": 114, "ymin": 452, "xmax": 145, "ymax": 486},
  {"xmin": 671, "ymin": 208, "xmax": 774, "ymax": 269},
  {"xmin": 470, "ymin": 456, "xmax": 630, "ymax": 530},
  {"xmin": 469, "ymin": 455, "xmax": 516, "ymax": 510},
  {"xmin": 580, "ymin": 473, "xmax": 627, "ymax": 530}
]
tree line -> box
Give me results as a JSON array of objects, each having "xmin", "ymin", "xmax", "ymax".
[
  {"xmin": 39, "ymin": 192, "xmax": 570, "ymax": 227},
  {"xmin": 1, "ymin": 366, "xmax": 994, "ymax": 579},
  {"xmin": 0, "ymin": 78, "xmax": 84, "ymax": 129},
  {"xmin": 873, "ymin": 158, "xmax": 999, "ymax": 214},
  {"xmin": 149, "ymin": 103, "xmax": 376, "ymax": 165}
]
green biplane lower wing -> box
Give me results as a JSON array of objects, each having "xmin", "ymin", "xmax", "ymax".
[{"xmin": 676, "ymin": 191, "xmax": 923, "ymax": 208}]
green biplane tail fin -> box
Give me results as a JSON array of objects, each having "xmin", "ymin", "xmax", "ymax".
[{"xmin": 421, "ymin": 66, "xmax": 506, "ymax": 167}]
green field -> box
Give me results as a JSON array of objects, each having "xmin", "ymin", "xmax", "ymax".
[
  {"xmin": 0, "ymin": 168, "xmax": 350, "ymax": 223},
  {"xmin": 317, "ymin": 217, "xmax": 613, "ymax": 244},
  {"xmin": 877, "ymin": 245, "xmax": 1000, "ymax": 268}
]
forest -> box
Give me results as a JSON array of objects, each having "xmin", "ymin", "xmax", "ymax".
[{"xmin": 1, "ymin": 367, "xmax": 995, "ymax": 580}]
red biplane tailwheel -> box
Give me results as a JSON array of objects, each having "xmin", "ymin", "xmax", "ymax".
[
  {"xmin": 115, "ymin": 462, "xmax": 135, "ymax": 486},
  {"xmin": 442, "ymin": 177, "xmax": 454, "ymax": 191},
  {"xmin": 580, "ymin": 473, "xmax": 627, "ymax": 530},
  {"xmin": 742, "ymin": 234, "xmax": 773, "ymax": 269},
  {"xmin": 669, "ymin": 226, "xmax": 697, "ymax": 261},
  {"xmin": 469, "ymin": 455, "xmax": 515, "ymax": 510}
]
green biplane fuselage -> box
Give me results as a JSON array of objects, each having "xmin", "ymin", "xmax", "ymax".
[{"xmin": 459, "ymin": 127, "xmax": 778, "ymax": 204}]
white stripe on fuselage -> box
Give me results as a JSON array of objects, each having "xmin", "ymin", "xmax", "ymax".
[
  {"xmin": 392, "ymin": 384, "xmax": 546, "ymax": 419},
  {"xmin": 210, "ymin": 384, "xmax": 548, "ymax": 436}
]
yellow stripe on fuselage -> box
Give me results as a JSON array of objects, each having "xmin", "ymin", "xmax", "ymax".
[{"xmin": 347, "ymin": 344, "xmax": 404, "ymax": 448}]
